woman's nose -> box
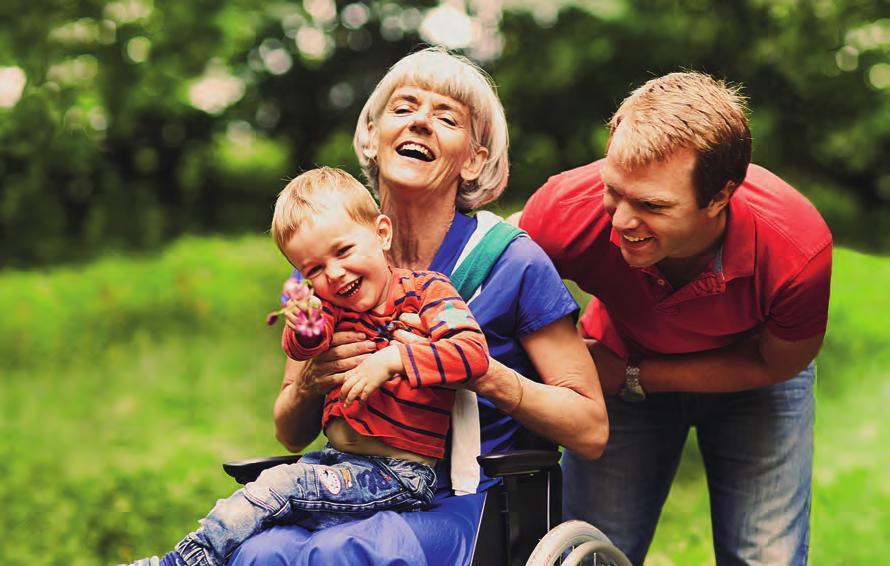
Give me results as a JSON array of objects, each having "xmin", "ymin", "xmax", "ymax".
[{"xmin": 409, "ymin": 111, "xmax": 432, "ymax": 134}]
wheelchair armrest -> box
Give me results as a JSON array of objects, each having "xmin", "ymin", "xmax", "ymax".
[
  {"xmin": 223, "ymin": 455, "xmax": 301, "ymax": 485},
  {"xmin": 476, "ymin": 449, "xmax": 560, "ymax": 478}
]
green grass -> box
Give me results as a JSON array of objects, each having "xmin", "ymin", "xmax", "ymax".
[{"xmin": 0, "ymin": 238, "xmax": 887, "ymax": 564}]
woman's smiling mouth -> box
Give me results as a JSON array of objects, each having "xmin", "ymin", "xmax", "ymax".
[{"xmin": 396, "ymin": 142, "xmax": 435, "ymax": 162}]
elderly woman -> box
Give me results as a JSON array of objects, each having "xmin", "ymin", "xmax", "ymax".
[{"xmin": 230, "ymin": 47, "xmax": 607, "ymax": 565}]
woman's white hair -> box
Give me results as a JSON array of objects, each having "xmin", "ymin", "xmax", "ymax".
[{"xmin": 353, "ymin": 46, "xmax": 510, "ymax": 212}]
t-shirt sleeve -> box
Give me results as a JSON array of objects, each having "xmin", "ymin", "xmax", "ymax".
[
  {"xmin": 396, "ymin": 274, "xmax": 490, "ymax": 388},
  {"xmin": 519, "ymin": 176, "xmax": 573, "ymax": 275},
  {"xmin": 766, "ymin": 243, "xmax": 832, "ymax": 341},
  {"xmin": 509, "ymin": 236, "xmax": 580, "ymax": 337}
]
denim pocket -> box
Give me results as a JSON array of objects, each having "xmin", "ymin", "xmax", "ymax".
[{"xmin": 375, "ymin": 458, "xmax": 435, "ymax": 507}]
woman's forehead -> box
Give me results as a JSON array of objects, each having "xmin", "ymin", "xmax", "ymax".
[{"xmin": 387, "ymin": 84, "xmax": 470, "ymax": 111}]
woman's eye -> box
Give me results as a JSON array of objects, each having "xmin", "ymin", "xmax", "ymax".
[
  {"xmin": 440, "ymin": 115, "xmax": 457, "ymax": 126},
  {"xmin": 337, "ymin": 245, "xmax": 353, "ymax": 257}
]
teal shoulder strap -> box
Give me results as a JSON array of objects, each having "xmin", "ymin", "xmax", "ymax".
[{"xmin": 450, "ymin": 221, "xmax": 525, "ymax": 302}]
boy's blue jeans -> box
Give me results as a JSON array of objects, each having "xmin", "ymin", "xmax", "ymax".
[
  {"xmin": 564, "ymin": 363, "xmax": 815, "ymax": 566},
  {"xmin": 175, "ymin": 446, "xmax": 436, "ymax": 566}
]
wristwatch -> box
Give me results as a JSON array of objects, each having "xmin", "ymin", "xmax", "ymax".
[{"xmin": 619, "ymin": 357, "xmax": 645, "ymax": 403}]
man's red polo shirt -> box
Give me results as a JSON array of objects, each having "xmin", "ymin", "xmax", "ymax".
[{"xmin": 519, "ymin": 159, "xmax": 832, "ymax": 358}]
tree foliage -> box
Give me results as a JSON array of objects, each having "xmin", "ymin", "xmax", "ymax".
[{"xmin": 1, "ymin": 0, "xmax": 889, "ymax": 267}]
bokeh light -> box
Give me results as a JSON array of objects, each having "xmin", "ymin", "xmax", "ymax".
[{"xmin": 0, "ymin": 66, "xmax": 26, "ymax": 108}]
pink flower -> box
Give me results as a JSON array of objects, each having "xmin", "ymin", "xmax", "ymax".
[
  {"xmin": 283, "ymin": 278, "xmax": 311, "ymax": 301},
  {"xmin": 291, "ymin": 308, "xmax": 313, "ymax": 335},
  {"xmin": 306, "ymin": 307, "xmax": 325, "ymax": 336},
  {"xmin": 265, "ymin": 312, "xmax": 279, "ymax": 326}
]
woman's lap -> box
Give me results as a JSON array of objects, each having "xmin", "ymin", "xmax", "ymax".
[{"xmin": 227, "ymin": 491, "xmax": 485, "ymax": 566}]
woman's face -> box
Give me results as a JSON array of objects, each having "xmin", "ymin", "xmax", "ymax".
[{"xmin": 369, "ymin": 85, "xmax": 487, "ymax": 199}]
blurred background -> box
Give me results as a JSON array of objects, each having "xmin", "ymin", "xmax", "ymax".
[{"xmin": 1, "ymin": 0, "xmax": 888, "ymax": 564}]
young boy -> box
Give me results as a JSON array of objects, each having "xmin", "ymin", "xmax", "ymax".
[{"xmin": 130, "ymin": 167, "xmax": 489, "ymax": 566}]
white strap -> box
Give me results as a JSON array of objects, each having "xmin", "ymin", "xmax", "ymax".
[{"xmin": 449, "ymin": 211, "xmax": 504, "ymax": 495}]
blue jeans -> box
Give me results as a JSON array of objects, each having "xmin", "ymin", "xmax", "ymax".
[
  {"xmin": 175, "ymin": 446, "xmax": 436, "ymax": 566},
  {"xmin": 564, "ymin": 364, "xmax": 815, "ymax": 566}
]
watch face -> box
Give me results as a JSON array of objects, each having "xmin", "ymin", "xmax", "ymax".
[{"xmin": 619, "ymin": 385, "xmax": 645, "ymax": 403}]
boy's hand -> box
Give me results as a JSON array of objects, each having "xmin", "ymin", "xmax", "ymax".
[
  {"xmin": 340, "ymin": 345, "xmax": 404, "ymax": 407},
  {"xmin": 266, "ymin": 277, "xmax": 323, "ymax": 337}
]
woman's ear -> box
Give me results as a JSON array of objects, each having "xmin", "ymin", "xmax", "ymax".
[
  {"xmin": 376, "ymin": 213, "xmax": 393, "ymax": 251},
  {"xmin": 364, "ymin": 121, "xmax": 378, "ymax": 160},
  {"xmin": 460, "ymin": 145, "xmax": 489, "ymax": 182}
]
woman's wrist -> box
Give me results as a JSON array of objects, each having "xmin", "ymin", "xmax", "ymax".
[{"xmin": 474, "ymin": 359, "xmax": 524, "ymax": 414}]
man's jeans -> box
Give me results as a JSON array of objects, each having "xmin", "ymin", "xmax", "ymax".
[
  {"xmin": 175, "ymin": 446, "xmax": 436, "ymax": 566},
  {"xmin": 564, "ymin": 363, "xmax": 815, "ymax": 566}
]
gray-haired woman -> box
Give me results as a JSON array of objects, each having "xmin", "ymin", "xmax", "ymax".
[{"xmin": 231, "ymin": 47, "xmax": 607, "ymax": 565}]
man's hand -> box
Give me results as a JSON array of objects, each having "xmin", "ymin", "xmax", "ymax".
[
  {"xmin": 585, "ymin": 339, "xmax": 626, "ymax": 395},
  {"xmin": 340, "ymin": 345, "xmax": 403, "ymax": 407},
  {"xmin": 299, "ymin": 331, "xmax": 377, "ymax": 396}
]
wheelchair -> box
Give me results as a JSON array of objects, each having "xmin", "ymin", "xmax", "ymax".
[{"xmin": 224, "ymin": 446, "xmax": 631, "ymax": 566}]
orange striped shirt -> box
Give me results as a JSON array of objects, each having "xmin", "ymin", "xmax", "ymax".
[{"xmin": 282, "ymin": 267, "xmax": 489, "ymax": 458}]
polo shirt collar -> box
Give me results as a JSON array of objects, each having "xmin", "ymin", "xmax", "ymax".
[
  {"xmin": 606, "ymin": 193, "xmax": 755, "ymax": 284},
  {"xmin": 720, "ymin": 193, "xmax": 755, "ymax": 282}
]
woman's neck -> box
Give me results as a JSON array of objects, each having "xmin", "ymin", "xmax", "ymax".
[{"xmin": 380, "ymin": 189, "xmax": 457, "ymax": 271}]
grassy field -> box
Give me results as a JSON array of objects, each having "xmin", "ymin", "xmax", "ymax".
[{"xmin": 1, "ymin": 236, "xmax": 887, "ymax": 564}]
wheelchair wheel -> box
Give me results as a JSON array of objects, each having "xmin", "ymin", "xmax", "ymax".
[{"xmin": 526, "ymin": 520, "xmax": 632, "ymax": 566}]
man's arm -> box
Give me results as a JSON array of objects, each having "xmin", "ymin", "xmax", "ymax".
[
  {"xmin": 471, "ymin": 315, "xmax": 609, "ymax": 460},
  {"xmin": 590, "ymin": 329, "xmax": 824, "ymax": 395}
]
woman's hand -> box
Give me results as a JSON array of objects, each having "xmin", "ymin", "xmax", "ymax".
[
  {"xmin": 299, "ymin": 331, "xmax": 378, "ymax": 396},
  {"xmin": 274, "ymin": 331, "xmax": 377, "ymax": 452}
]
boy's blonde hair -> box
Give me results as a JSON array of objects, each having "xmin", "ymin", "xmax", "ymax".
[
  {"xmin": 607, "ymin": 71, "xmax": 752, "ymax": 207},
  {"xmin": 271, "ymin": 167, "xmax": 380, "ymax": 253},
  {"xmin": 353, "ymin": 46, "xmax": 509, "ymax": 212}
]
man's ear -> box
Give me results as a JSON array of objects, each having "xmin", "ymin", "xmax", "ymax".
[
  {"xmin": 460, "ymin": 145, "xmax": 489, "ymax": 183},
  {"xmin": 376, "ymin": 213, "xmax": 393, "ymax": 251},
  {"xmin": 707, "ymin": 181, "xmax": 735, "ymax": 218},
  {"xmin": 364, "ymin": 122, "xmax": 378, "ymax": 160}
]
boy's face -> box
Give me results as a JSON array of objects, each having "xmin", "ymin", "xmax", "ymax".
[{"xmin": 285, "ymin": 207, "xmax": 393, "ymax": 313}]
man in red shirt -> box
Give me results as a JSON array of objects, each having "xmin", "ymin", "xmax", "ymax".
[{"xmin": 519, "ymin": 72, "xmax": 831, "ymax": 565}]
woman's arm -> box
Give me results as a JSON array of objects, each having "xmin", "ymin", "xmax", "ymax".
[
  {"xmin": 471, "ymin": 315, "xmax": 609, "ymax": 460},
  {"xmin": 273, "ymin": 331, "xmax": 377, "ymax": 452}
]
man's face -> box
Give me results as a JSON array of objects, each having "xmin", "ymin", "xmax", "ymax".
[{"xmin": 601, "ymin": 147, "xmax": 724, "ymax": 268}]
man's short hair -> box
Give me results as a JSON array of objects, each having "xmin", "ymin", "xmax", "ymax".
[
  {"xmin": 353, "ymin": 46, "xmax": 509, "ymax": 212},
  {"xmin": 607, "ymin": 71, "xmax": 752, "ymax": 208},
  {"xmin": 271, "ymin": 166, "xmax": 380, "ymax": 254}
]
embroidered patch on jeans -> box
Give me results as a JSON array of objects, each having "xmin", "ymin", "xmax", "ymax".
[
  {"xmin": 317, "ymin": 466, "xmax": 342, "ymax": 495},
  {"xmin": 340, "ymin": 468, "xmax": 353, "ymax": 489}
]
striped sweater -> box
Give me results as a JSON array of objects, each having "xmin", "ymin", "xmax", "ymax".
[{"xmin": 282, "ymin": 267, "xmax": 490, "ymax": 458}]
